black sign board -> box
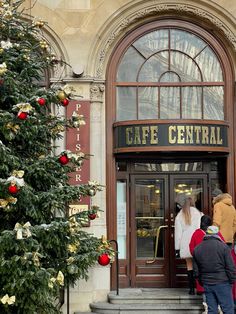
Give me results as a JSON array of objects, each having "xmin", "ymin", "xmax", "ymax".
[{"xmin": 114, "ymin": 123, "xmax": 228, "ymax": 149}]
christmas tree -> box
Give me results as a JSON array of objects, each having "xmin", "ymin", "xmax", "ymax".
[{"xmin": 0, "ymin": 1, "xmax": 114, "ymax": 313}]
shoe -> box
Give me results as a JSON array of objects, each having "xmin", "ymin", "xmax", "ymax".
[
  {"xmin": 187, "ymin": 270, "xmax": 195, "ymax": 295},
  {"xmin": 202, "ymin": 302, "xmax": 208, "ymax": 314},
  {"xmin": 218, "ymin": 305, "xmax": 223, "ymax": 314}
]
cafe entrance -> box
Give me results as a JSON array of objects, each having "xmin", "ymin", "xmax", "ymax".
[
  {"xmin": 107, "ymin": 18, "xmax": 234, "ymax": 290},
  {"xmin": 116, "ymin": 159, "xmax": 226, "ymax": 288}
]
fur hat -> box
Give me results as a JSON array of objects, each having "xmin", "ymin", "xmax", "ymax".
[{"xmin": 206, "ymin": 225, "xmax": 219, "ymax": 234}]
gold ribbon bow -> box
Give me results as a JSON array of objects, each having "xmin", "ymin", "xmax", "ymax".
[
  {"xmin": 56, "ymin": 271, "xmax": 64, "ymax": 286},
  {"xmin": 14, "ymin": 222, "xmax": 32, "ymax": 240},
  {"xmin": 12, "ymin": 170, "xmax": 24, "ymax": 178},
  {"xmin": 1, "ymin": 294, "xmax": 15, "ymax": 305}
]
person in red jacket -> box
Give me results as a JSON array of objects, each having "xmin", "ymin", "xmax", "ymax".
[{"xmin": 190, "ymin": 215, "xmax": 212, "ymax": 294}]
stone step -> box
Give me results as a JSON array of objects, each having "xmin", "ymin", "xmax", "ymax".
[
  {"xmin": 88, "ymin": 302, "xmax": 204, "ymax": 313},
  {"xmin": 74, "ymin": 288, "xmax": 204, "ymax": 314},
  {"xmin": 108, "ymin": 288, "xmax": 202, "ymax": 305}
]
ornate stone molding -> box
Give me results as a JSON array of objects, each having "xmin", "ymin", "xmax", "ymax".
[
  {"xmin": 93, "ymin": 1, "xmax": 236, "ymax": 78},
  {"xmin": 90, "ymin": 83, "xmax": 105, "ymax": 102}
]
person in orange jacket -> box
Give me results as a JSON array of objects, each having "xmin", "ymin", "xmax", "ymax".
[{"xmin": 212, "ymin": 191, "xmax": 236, "ymax": 248}]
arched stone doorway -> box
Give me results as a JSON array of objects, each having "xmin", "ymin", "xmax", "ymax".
[{"xmin": 106, "ymin": 15, "xmax": 235, "ymax": 289}]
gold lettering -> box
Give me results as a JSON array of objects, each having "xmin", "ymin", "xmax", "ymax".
[
  {"xmin": 142, "ymin": 127, "xmax": 149, "ymax": 144},
  {"xmin": 194, "ymin": 126, "xmax": 201, "ymax": 144},
  {"xmin": 216, "ymin": 127, "xmax": 223, "ymax": 145},
  {"xmin": 169, "ymin": 126, "xmax": 176, "ymax": 144},
  {"xmin": 185, "ymin": 126, "xmax": 193, "ymax": 144},
  {"xmin": 126, "ymin": 128, "xmax": 133, "ymax": 145},
  {"xmin": 210, "ymin": 127, "xmax": 216, "ymax": 144},
  {"xmin": 177, "ymin": 126, "xmax": 185, "ymax": 144},
  {"xmin": 134, "ymin": 127, "xmax": 141, "ymax": 145},
  {"xmin": 77, "ymin": 133, "xmax": 80, "ymax": 141},
  {"xmin": 202, "ymin": 127, "xmax": 209, "ymax": 144},
  {"xmin": 150, "ymin": 126, "xmax": 158, "ymax": 144}
]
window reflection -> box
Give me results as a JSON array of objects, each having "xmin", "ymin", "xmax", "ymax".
[
  {"xmin": 134, "ymin": 162, "xmax": 203, "ymax": 172},
  {"xmin": 116, "ymin": 87, "xmax": 136, "ymax": 121},
  {"xmin": 116, "ymin": 28, "xmax": 224, "ymax": 121},
  {"xmin": 138, "ymin": 87, "xmax": 158, "ymax": 119},
  {"xmin": 117, "ymin": 180, "xmax": 127, "ymax": 259},
  {"xmin": 135, "ymin": 179, "xmax": 165, "ymax": 258},
  {"xmin": 174, "ymin": 179, "xmax": 203, "ymax": 213}
]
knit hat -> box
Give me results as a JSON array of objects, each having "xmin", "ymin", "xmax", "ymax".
[
  {"xmin": 212, "ymin": 188, "xmax": 222, "ymax": 197},
  {"xmin": 206, "ymin": 225, "xmax": 219, "ymax": 234}
]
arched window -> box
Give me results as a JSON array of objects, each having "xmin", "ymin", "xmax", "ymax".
[{"xmin": 116, "ymin": 28, "xmax": 224, "ymax": 121}]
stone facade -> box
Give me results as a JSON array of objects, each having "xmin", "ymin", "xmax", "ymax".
[{"xmin": 22, "ymin": 0, "xmax": 236, "ymax": 312}]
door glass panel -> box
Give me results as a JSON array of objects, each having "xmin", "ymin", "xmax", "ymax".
[
  {"xmin": 117, "ymin": 180, "xmax": 127, "ymax": 259},
  {"xmin": 174, "ymin": 178, "xmax": 203, "ymax": 214},
  {"xmin": 135, "ymin": 179, "xmax": 165, "ymax": 258},
  {"xmin": 134, "ymin": 162, "xmax": 203, "ymax": 172}
]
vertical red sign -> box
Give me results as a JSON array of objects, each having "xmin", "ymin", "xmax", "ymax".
[{"xmin": 66, "ymin": 100, "xmax": 90, "ymax": 207}]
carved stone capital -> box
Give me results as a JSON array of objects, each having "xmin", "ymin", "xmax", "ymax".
[{"xmin": 90, "ymin": 83, "xmax": 105, "ymax": 102}]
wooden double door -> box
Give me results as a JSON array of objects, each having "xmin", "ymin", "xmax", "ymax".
[{"xmin": 123, "ymin": 173, "xmax": 208, "ymax": 288}]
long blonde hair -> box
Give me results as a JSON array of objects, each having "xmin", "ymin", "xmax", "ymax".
[{"xmin": 182, "ymin": 197, "xmax": 195, "ymax": 225}]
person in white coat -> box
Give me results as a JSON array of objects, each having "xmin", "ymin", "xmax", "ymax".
[{"xmin": 175, "ymin": 196, "xmax": 203, "ymax": 295}]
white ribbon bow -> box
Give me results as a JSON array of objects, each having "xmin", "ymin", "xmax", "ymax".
[{"xmin": 14, "ymin": 222, "xmax": 32, "ymax": 240}]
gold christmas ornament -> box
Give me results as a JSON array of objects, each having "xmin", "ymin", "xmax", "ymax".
[{"xmin": 57, "ymin": 90, "xmax": 66, "ymax": 101}]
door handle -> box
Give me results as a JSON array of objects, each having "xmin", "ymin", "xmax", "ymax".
[{"xmin": 146, "ymin": 225, "xmax": 168, "ymax": 264}]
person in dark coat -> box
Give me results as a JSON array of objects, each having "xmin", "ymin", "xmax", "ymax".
[
  {"xmin": 190, "ymin": 215, "xmax": 225, "ymax": 294},
  {"xmin": 193, "ymin": 225, "xmax": 236, "ymax": 314}
]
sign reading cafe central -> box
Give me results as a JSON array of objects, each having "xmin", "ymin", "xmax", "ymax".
[{"xmin": 114, "ymin": 123, "xmax": 228, "ymax": 150}]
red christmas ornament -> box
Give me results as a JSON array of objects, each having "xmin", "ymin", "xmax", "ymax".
[
  {"xmin": 17, "ymin": 112, "xmax": 28, "ymax": 120},
  {"xmin": 88, "ymin": 213, "xmax": 96, "ymax": 220},
  {"xmin": 98, "ymin": 253, "xmax": 110, "ymax": 266},
  {"xmin": 8, "ymin": 184, "xmax": 19, "ymax": 194},
  {"xmin": 37, "ymin": 97, "xmax": 46, "ymax": 106},
  {"xmin": 61, "ymin": 98, "xmax": 69, "ymax": 107},
  {"xmin": 58, "ymin": 154, "xmax": 69, "ymax": 165}
]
